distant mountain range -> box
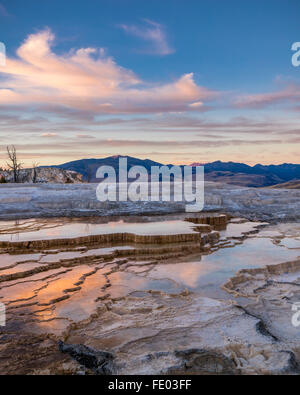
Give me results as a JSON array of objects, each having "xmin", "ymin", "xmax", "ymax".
[
  {"xmin": 48, "ymin": 156, "xmax": 300, "ymax": 188},
  {"xmin": 50, "ymin": 156, "xmax": 162, "ymax": 182},
  {"xmin": 192, "ymin": 161, "xmax": 300, "ymax": 187}
]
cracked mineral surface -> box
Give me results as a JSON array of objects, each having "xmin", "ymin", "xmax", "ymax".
[
  {"xmin": 0, "ymin": 182, "xmax": 300, "ymax": 222},
  {"xmin": 0, "ymin": 213, "xmax": 299, "ymax": 375}
]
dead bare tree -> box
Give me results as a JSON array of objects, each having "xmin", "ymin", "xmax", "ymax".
[
  {"xmin": 87, "ymin": 166, "xmax": 93, "ymax": 183},
  {"xmin": 6, "ymin": 145, "xmax": 22, "ymax": 183},
  {"xmin": 32, "ymin": 162, "xmax": 39, "ymax": 183}
]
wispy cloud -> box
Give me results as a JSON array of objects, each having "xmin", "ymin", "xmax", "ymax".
[
  {"xmin": 234, "ymin": 84, "xmax": 300, "ymax": 108},
  {"xmin": 76, "ymin": 134, "xmax": 96, "ymax": 139},
  {"xmin": 0, "ymin": 3, "xmax": 10, "ymax": 17},
  {"xmin": 40, "ymin": 133, "xmax": 58, "ymax": 137},
  {"xmin": 119, "ymin": 19, "xmax": 174, "ymax": 55}
]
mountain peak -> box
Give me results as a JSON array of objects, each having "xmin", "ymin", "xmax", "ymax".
[{"xmin": 49, "ymin": 156, "xmax": 300, "ymax": 187}]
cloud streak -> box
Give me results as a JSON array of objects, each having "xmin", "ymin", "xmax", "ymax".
[
  {"xmin": 0, "ymin": 3, "xmax": 10, "ymax": 17},
  {"xmin": 234, "ymin": 84, "xmax": 300, "ymax": 108},
  {"xmin": 119, "ymin": 19, "xmax": 174, "ymax": 55}
]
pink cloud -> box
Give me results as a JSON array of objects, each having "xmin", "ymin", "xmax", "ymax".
[
  {"xmin": 234, "ymin": 84, "xmax": 300, "ymax": 108},
  {"xmin": 40, "ymin": 132, "xmax": 57, "ymax": 137},
  {"xmin": 0, "ymin": 29, "xmax": 217, "ymax": 114}
]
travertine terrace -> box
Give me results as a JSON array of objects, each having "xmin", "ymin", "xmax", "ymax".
[
  {"xmin": 0, "ymin": 214, "xmax": 300, "ymax": 374},
  {"xmin": 1, "ymin": 182, "xmax": 300, "ymax": 222}
]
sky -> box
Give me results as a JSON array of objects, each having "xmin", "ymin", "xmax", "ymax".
[{"xmin": 0, "ymin": 0, "xmax": 299, "ymax": 167}]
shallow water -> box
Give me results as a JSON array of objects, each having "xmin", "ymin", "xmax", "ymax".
[
  {"xmin": 0, "ymin": 216, "xmax": 299, "ymax": 335},
  {"xmin": 146, "ymin": 236, "xmax": 300, "ymax": 299},
  {"xmin": 0, "ymin": 218, "xmax": 199, "ymax": 242}
]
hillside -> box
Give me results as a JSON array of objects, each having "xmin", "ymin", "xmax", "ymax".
[
  {"xmin": 192, "ymin": 161, "xmax": 300, "ymax": 185},
  {"xmin": 51, "ymin": 155, "xmax": 162, "ymax": 182},
  {"xmin": 51, "ymin": 156, "xmax": 300, "ymax": 187},
  {"xmin": 204, "ymin": 171, "xmax": 281, "ymax": 187},
  {"xmin": 268, "ymin": 180, "xmax": 300, "ymax": 189}
]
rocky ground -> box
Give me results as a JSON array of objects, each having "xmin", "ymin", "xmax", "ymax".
[
  {"xmin": 0, "ymin": 182, "xmax": 300, "ymax": 222},
  {"xmin": 0, "ymin": 215, "xmax": 299, "ymax": 375},
  {"xmin": 268, "ymin": 180, "xmax": 300, "ymax": 189},
  {"xmin": 0, "ymin": 168, "xmax": 83, "ymax": 184}
]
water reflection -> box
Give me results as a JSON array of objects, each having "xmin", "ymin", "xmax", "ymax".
[{"xmin": 0, "ymin": 219, "xmax": 203, "ymax": 242}]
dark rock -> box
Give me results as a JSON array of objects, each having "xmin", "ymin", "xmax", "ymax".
[{"xmin": 58, "ymin": 341, "xmax": 115, "ymax": 375}]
